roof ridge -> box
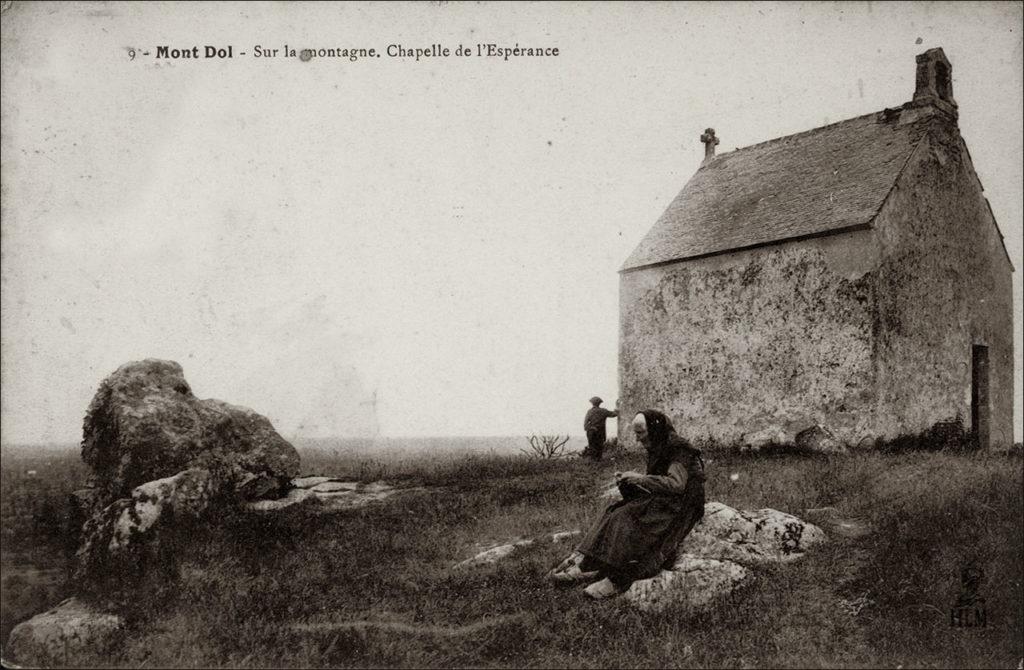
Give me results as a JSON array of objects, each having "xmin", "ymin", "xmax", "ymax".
[
  {"xmin": 621, "ymin": 101, "xmax": 935, "ymax": 272},
  {"xmin": 702, "ymin": 105, "xmax": 911, "ymax": 165}
]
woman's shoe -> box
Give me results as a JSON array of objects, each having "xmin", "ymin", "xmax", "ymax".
[
  {"xmin": 546, "ymin": 552, "xmax": 600, "ymax": 584},
  {"xmin": 548, "ymin": 564, "xmax": 600, "ymax": 584},
  {"xmin": 583, "ymin": 577, "xmax": 625, "ymax": 599}
]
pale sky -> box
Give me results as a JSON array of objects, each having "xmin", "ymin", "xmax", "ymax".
[{"xmin": 2, "ymin": 1, "xmax": 1021, "ymax": 445}]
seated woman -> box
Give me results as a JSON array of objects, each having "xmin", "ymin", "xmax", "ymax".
[{"xmin": 548, "ymin": 409, "xmax": 706, "ymax": 599}]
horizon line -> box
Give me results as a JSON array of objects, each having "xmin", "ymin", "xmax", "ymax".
[{"xmin": 0, "ymin": 433, "xmax": 589, "ymax": 449}]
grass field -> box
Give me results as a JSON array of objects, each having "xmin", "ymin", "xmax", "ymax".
[{"xmin": 1, "ymin": 443, "xmax": 1022, "ymax": 668}]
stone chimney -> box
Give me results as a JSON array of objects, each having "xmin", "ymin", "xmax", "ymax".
[{"xmin": 902, "ymin": 47, "xmax": 958, "ymax": 124}]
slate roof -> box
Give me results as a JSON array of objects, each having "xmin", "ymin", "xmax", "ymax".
[{"xmin": 621, "ymin": 110, "xmax": 934, "ymax": 272}]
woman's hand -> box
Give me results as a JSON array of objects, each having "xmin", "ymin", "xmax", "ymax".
[{"xmin": 615, "ymin": 470, "xmax": 644, "ymax": 485}]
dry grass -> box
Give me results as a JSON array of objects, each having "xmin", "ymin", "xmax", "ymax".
[{"xmin": 1, "ymin": 444, "xmax": 1021, "ymax": 668}]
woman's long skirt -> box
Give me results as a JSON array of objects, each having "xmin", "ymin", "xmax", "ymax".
[{"xmin": 577, "ymin": 485, "xmax": 705, "ymax": 582}]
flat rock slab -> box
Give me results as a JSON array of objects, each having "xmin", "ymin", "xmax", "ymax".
[
  {"xmin": 293, "ymin": 476, "xmax": 332, "ymax": 489},
  {"xmin": 4, "ymin": 597, "xmax": 124, "ymax": 667},
  {"xmin": 246, "ymin": 480, "xmax": 421, "ymax": 513},
  {"xmin": 456, "ymin": 540, "xmax": 535, "ymax": 568},
  {"xmin": 247, "ymin": 487, "xmax": 316, "ymax": 511},
  {"xmin": 454, "ymin": 530, "xmax": 582, "ymax": 569},
  {"xmin": 310, "ymin": 481, "xmax": 360, "ymax": 493}
]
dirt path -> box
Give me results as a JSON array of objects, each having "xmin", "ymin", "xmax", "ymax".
[
  {"xmin": 805, "ymin": 510, "xmax": 877, "ymax": 664},
  {"xmin": 290, "ymin": 613, "xmax": 530, "ymax": 638}
]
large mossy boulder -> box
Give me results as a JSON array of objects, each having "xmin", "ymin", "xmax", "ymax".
[
  {"xmin": 81, "ymin": 359, "xmax": 299, "ymax": 499},
  {"xmin": 73, "ymin": 359, "xmax": 300, "ymax": 585},
  {"xmin": 4, "ymin": 598, "xmax": 125, "ymax": 667}
]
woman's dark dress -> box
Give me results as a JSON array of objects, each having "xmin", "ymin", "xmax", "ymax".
[{"xmin": 577, "ymin": 427, "xmax": 706, "ymax": 583}]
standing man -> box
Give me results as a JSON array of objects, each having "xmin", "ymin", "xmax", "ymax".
[{"xmin": 582, "ymin": 396, "xmax": 618, "ymax": 461}]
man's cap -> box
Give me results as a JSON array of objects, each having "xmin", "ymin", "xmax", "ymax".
[{"xmin": 590, "ymin": 396, "xmax": 603, "ymax": 405}]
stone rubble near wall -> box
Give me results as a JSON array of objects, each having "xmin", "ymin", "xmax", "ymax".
[
  {"xmin": 794, "ymin": 425, "xmax": 847, "ymax": 454},
  {"xmin": 4, "ymin": 598, "xmax": 125, "ymax": 667},
  {"xmin": 740, "ymin": 423, "xmax": 848, "ymax": 453},
  {"xmin": 740, "ymin": 426, "xmax": 791, "ymax": 450}
]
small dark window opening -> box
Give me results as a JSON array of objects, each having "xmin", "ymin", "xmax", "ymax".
[{"xmin": 935, "ymin": 61, "xmax": 951, "ymax": 101}]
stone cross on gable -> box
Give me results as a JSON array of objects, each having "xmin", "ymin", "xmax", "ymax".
[{"xmin": 701, "ymin": 128, "xmax": 720, "ymax": 159}]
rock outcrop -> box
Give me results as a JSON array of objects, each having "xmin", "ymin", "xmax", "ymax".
[
  {"xmin": 618, "ymin": 502, "xmax": 826, "ymax": 612},
  {"xmin": 795, "ymin": 425, "xmax": 847, "ymax": 454},
  {"xmin": 73, "ymin": 359, "xmax": 300, "ymax": 584},
  {"xmin": 81, "ymin": 359, "xmax": 299, "ymax": 499},
  {"xmin": 75, "ymin": 469, "xmax": 220, "ymax": 581},
  {"xmin": 681, "ymin": 502, "xmax": 827, "ymax": 565},
  {"xmin": 623, "ymin": 556, "xmax": 748, "ymax": 612},
  {"xmin": 4, "ymin": 598, "xmax": 125, "ymax": 667},
  {"xmin": 541, "ymin": 549, "xmax": 748, "ymax": 612}
]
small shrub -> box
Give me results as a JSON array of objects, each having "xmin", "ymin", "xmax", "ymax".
[{"xmin": 521, "ymin": 435, "xmax": 570, "ymax": 459}]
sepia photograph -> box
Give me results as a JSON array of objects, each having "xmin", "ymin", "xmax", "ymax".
[{"xmin": 1, "ymin": 1, "xmax": 1022, "ymax": 668}]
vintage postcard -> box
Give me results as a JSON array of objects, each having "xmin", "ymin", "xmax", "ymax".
[{"xmin": 2, "ymin": 2, "xmax": 1021, "ymax": 668}]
